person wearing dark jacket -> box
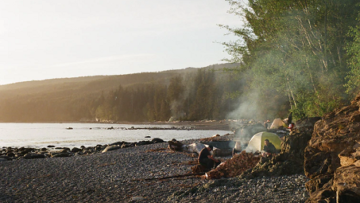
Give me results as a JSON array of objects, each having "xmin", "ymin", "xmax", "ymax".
[
  {"xmin": 198, "ymin": 145, "xmax": 220, "ymax": 170},
  {"xmin": 263, "ymin": 139, "xmax": 277, "ymax": 157}
]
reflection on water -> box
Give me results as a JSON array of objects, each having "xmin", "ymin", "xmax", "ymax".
[{"xmin": 0, "ymin": 123, "xmax": 231, "ymax": 148}]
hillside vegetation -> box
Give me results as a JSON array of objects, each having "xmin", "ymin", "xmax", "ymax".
[
  {"xmin": 0, "ymin": 63, "xmax": 250, "ymax": 122},
  {"xmin": 220, "ymin": 0, "xmax": 360, "ymax": 120}
]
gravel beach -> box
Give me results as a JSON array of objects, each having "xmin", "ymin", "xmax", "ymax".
[{"xmin": 1, "ymin": 139, "xmax": 309, "ymax": 203}]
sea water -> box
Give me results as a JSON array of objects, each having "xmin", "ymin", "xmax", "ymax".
[{"xmin": 0, "ymin": 123, "xmax": 231, "ymax": 148}]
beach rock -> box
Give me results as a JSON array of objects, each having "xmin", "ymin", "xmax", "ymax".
[
  {"xmin": 333, "ymin": 166, "xmax": 360, "ymax": 201},
  {"xmin": 6, "ymin": 152, "xmax": 15, "ymax": 157},
  {"xmin": 0, "ymin": 155, "xmax": 11, "ymax": 160},
  {"xmin": 151, "ymin": 138, "xmax": 164, "ymax": 143},
  {"xmin": 24, "ymin": 153, "xmax": 45, "ymax": 159},
  {"xmin": 47, "ymin": 145, "xmax": 55, "ymax": 148},
  {"xmin": 145, "ymin": 136, "xmax": 151, "ymax": 138},
  {"xmin": 168, "ymin": 140, "xmax": 183, "ymax": 151},
  {"xmin": 102, "ymin": 145, "xmax": 121, "ymax": 153},
  {"xmin": 51, "ymin": 152, "xmax": 71, "ymax": 158},
  {"xmin": 59, "ymin": 149, "xmax": 70, "ymax": 153},
  {"xmin": 304, "ymin": 92, "xmax": 360, "ymax": 202},
  {"xmin": 130, "ymin": 196, "xmax": 144, "ymax": 201},
  {"xmin": 71, "ymin": 147, "xmax": 82, "ymax": 153},
  {"xmin": 95, "ymin": 145, "xmax": 102, "ymax": 151},
  {"xmin": 135, "ymin": 141, "xmax": 151, "ymax": 146},
  {"xmin": 110, "ymin": 141, "xmax": 123, "ymax": 146},
  {"xmin": 18, "ymin": 147, "xmax": 34, "ymax": 156}
]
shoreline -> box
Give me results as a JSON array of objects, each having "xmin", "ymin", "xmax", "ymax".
[
  {"xmin": 0, "ymin": 120, "xmax": 236, "ymax": 131},
  {"xmin": 0, "ymin": 119, "xmax": 310, "ymax": 202},
  {"xmin": 0, "ymin": 135, "xmax": 308, "ymax": 202}
]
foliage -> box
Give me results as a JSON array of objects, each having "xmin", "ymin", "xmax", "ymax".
[
  {"xmin": 345, "ymin": 16, "xmax": 360, "ymax": 96},
  {"xmin": 222, "ymin": 0, "xmax": 359, "ymax": 119},
  {"xmin": 0, "ymin": 64, "xmax": 242, "ymax": 122}
]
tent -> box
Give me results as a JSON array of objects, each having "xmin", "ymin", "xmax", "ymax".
[
  {"xmin": 245, "ymin": 132, "xmax": 281, "ymax": 152},
  {"xmin": 270, "ymin": 118, "xmax": 286, "ymax": 129}
]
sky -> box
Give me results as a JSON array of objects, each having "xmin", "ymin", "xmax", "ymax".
[{"xmin": 0, "ymin": 0, "xmax": 242, "ymax": 85}]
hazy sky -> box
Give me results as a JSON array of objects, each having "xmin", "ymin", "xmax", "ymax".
[{"xmin": 0, "ymin": 0, "xmax": 242, "ymax": 85}]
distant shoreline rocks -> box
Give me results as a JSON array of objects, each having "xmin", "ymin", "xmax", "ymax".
[
  {"xmin": 0, "ymin": 138, "xmax": 164, "ymax": 161},
  {"xmin": 63, "ymin": 126, "xmax": 195, "ymax": 130}
]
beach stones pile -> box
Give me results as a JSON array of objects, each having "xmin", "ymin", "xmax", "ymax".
[
  {"xmin": 168, "ymin": 174, "xmax": 309, "ymax": 202},
  {"xmin": 0, "ymin": 138, "xmax": 164, "ymax": 161}
]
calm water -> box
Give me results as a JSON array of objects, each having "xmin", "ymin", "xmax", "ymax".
[{"xmin": 0, "ymin": 123, "xmax": 231, "ymax": 148}]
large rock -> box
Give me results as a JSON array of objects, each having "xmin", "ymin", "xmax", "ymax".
[
  {"xmin": 151, "ymin": 138, "xmax": 164, "ymax": 143},
  {"xmin": 304, "ymin": 93, "xmax": 360, "ymax": 202},
  {"xmin": 333, "ymin": 166, "xmax": 360, "ymax": 202},
  {"xmin": 102, "ymin": 145, "xmax": 121, "ymax": 153},
  {"xmin": 24, "ymin": 153, "xmax": 45, "ymax": 159}
]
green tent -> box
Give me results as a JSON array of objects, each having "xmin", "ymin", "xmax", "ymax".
[{"xmin": 247, "ymin": 131, "xmax": 281, "ymax": 152}]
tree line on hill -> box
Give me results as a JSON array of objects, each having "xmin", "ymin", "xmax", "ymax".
[{"xmin": 0, "ymin": 65, "xmax": 260, "ymax": 122}]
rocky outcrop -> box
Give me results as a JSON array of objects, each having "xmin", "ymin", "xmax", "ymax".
[
  {"xmin": 1, "ymin": 139, "xmax": 164, "ymax": 160},
  {"xmin": 304, "ymin": 94, "xmax": 360, "ymax": 202}
]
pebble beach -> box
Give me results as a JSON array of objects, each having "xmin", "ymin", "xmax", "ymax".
[{"xmin": 1, "ymin": 138, "xmax": 309, "ymax": 203}]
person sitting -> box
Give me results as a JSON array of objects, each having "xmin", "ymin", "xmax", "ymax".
[
  {"xmin": 264, "ymin": 119, "xmax": 271, "ymax": 129},
  {"xmin": 198, "ymin": 145, "xmax": 220, "ymax": 170},
  {"xmin": 262, "ymin": 139, "xmax": 277, "ymax": 158}
]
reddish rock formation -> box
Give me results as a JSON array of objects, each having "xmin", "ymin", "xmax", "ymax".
[{"xmin": 304, "ymin": 94, "xmax": 360, "ymax": 202}]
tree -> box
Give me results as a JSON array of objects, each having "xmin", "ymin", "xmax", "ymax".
[{"xmin": 221, "ymin": 0, "xmax": 359, "ymax": 119}]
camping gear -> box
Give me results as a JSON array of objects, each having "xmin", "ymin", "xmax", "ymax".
[
  {"xmin": 200, "ymin": 141, "xmax": 235, "ymax": 157},
  {"xmin": 185, "ymin": 143, "xmax": 206, "ymax": 154},
  {"xmin": 245, "ymin": 131, "xmax": 281, "ymax": 152},
  {"xmin": 200, "ymin": 141, "xmax": 236, "ymax": 149},
  {"xmin": 270, "ymin": 118, "xmax": 286, "ymax": 129}
]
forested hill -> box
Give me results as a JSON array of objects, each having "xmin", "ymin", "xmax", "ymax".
[{"xmin": 0, "ymin": 63, "xmax": 244, "ymax": 122}]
